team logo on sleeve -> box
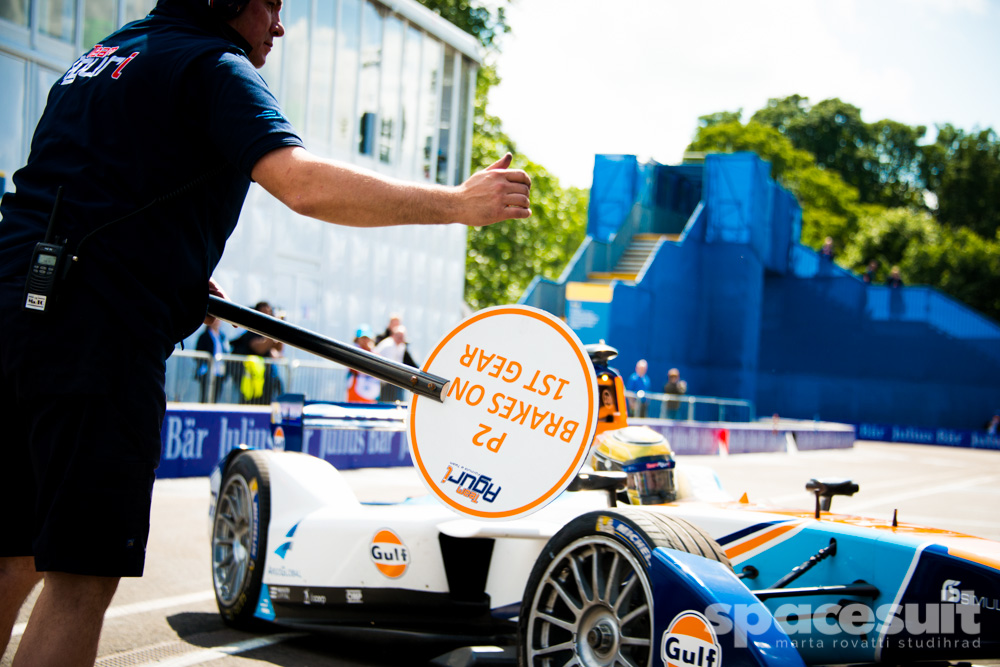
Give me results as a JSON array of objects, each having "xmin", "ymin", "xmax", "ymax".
[{"xmin": 661, "ymin": 611, "xmax": 721, "ymax": 667}]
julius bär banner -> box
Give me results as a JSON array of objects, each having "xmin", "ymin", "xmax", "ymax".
[{"xmin": 408, "ymin": 305, "xmax": 598, "ymax": 520}]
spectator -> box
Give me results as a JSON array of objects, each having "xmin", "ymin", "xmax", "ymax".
[
  {"xmin": 820, "ymin": 237, "xmax": 835, "ymax": 261},
  {"xmin": 375, "ymin": 313, "xmax": 402, "ymax": 346},
  {"xmin": 375, "ymin": 325, "xmax": 409, "ymax": 403},
  {"xmin": 986, "ymin": 410, "xmax": 1000, "ymax": 435},
  {"xmin": 195, "ymin": 318, "xmax": 229, "ymax": 403},
  {"xmin": 229, "ymin": 301, "xmax": 284, "ymax": 404},
  {"xmin": 626, "ymin": 359, "xmax": 651, "ymax": 418},
  {"xmin": 862, "ymin": 260, "xmax": 878, "ymax": 284},
  {"xmin": 0, "ymin": 2, "xmax": 528, "ymax": 663},
  {"xmin": 887, "ymin": 266, "xmax": 904, "ymax": 289},
  {"xmin": 346, "ymin": 326, "xmax": 381, "ymax": 404},
  {"xmin": 663, "ymin": 368, "xmax": 688, "ymax": 420}
]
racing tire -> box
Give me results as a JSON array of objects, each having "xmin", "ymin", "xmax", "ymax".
[
  {"xmin": 518, "ymin": 508, "xmax": 729, "ymax": 667},
  {"xmin": 211, "ymin": 450, "xmax": 271, "ymax": 630}
]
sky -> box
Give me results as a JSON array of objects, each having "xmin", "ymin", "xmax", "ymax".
[{"xmin": 488, "ymin": 0, "xmax": 1000, "ymax": 189}]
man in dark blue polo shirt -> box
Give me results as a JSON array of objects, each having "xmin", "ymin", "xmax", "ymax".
[{"xmin": 0, "ymin": 1, "xmax": 531, "ymax": 663}]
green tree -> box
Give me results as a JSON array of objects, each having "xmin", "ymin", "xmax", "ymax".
[
  {"xmin": 418, "ymin": 0, "xmax": 590, "ymax": 308},
  {"xmin": 696, "ymin": 109, "xmax": 743, "ymax": 128},
  {"xmin": 907, "ymin": 226, "xmax": 1000, "ymax": 320},
  {"xmin": 923, "ymin": 124, "xmax": 1000, "ymax": 239},
  {"xmin": 416, "ymin": 0, "xmax": 510, "ymax": 50},
  {"xmin": 839, "ymin": 207, "xmax": 1000, "ymax": 320},
  {"xmin": 837, "ymin": 207, "xmax": 941, "ymax": 278},
  {"xmin": 749, "ymin": 94, "xmax": 809, "ymax": 134},
  {"xmin": 751, "ymin": 96, "xmax": 927, "ymax": 209}
]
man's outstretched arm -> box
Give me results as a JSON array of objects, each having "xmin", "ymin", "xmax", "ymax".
[{"xmin": 251, "ymin": 147, "xmax": 531, "ymax": 228}]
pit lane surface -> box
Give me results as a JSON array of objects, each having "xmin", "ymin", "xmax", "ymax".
[{"xmin": 4, "ymin": 440, "xmax": 999, "ymax": 666}]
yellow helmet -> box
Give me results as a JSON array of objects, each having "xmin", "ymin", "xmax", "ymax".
[{"xmin": 590, "ymin": 426, "xmax": 676, "ymax": 505}]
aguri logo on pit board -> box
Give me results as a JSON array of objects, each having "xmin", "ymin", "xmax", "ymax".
[{"xmin": 661, "ymin": 611, "xmax": 722, "ymax": 667}]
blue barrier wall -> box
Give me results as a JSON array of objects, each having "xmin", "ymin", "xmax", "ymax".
[
  {"xmin": 521, "ymin": 152, "xmax": 1000, "ymax": 430},
  {"xmin": 156, "ymin": 403, "xmax": 857, "ymax": 479},
  {"xmin": 155, "ymin": 407, "xmax": 997, "ymax": 480}
]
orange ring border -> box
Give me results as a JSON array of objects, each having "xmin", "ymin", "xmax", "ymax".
[{"xmin": 408, "ymin": 306, "xmax": 597, "ymax": 518}]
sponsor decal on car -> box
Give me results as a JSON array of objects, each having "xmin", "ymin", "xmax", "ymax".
[
  {"xmin": 256, "ymin": 586, "xmax": 276, "ymax": 621},
  {"xmin": 274, "ymin": 521, "xmax": 300, "ymax": 559},
  {"xmin": 269, "ymin": 586, "xmax": 291, "ymax": 601},
  {"xmin": 371, "ymin": 529, "xmax": 409, "ymax": 578},
  {"xmin": 303, "ymin": 588, "xmax": 327, "ymax": 605},
  {"xmin": 942, "ymin": 578, "xmax": 999, "ymax": 611},
  {"xmin": 595, "ymin": 515, "xmax": 652, "ymax": 567},
  {"xmin": 265, "ymin": 565, "xmax": 302, "ymax": 579},
  {"xmin": 249, "ymin": 478, "xmax": 259, "ymax": 560},
  {"xmin": 662, "ymin": 611, "xmax": 722, "ymax": 667},
  {"xmin": 346, "ymin": 589, "xmax": 363, "ymax": 604}
]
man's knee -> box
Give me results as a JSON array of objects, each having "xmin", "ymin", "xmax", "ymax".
[
  {"xmin": 42, "ymin": 572, "xmax": 120, "ymax": 612},
  {"xmin": 0, "ymin": 557, "xmax": 43, "ymax": 595}
]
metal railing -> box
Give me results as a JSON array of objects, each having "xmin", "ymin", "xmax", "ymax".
[
  {"xmin": 625, "ymin": 390, "xmax": 755, "ymax": 423},
  {"xmin": 168, "ymin": 350, "xmax": 756, "ymax": 421},
  {"xmin": 166, "ymin": 349, "xmax": 352, "ymax": 404}
]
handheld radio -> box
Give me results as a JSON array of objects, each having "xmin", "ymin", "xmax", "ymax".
[{"xmin": 23, "ymin": 186, "xmax": 68, "ymax": 313}]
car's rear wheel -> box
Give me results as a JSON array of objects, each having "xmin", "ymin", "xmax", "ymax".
[
  {"xmin": 212, "ymin": 450, "xmax": 271, "ymax": 629},
  {"xmin": 518, "ymin": 508, "xmax": 729, "ymax": 667}
]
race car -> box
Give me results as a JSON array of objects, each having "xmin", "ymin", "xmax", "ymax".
[{"xmin": 208, "ymin": 344, "xmax": 1000, "ymax": 666}]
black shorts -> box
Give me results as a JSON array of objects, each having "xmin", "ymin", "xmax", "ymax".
[{"xmin": 0, "ymin": 280, "xmax": 165, "ymax": 577}]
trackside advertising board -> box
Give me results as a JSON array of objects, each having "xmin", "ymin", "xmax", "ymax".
[
  {"xmin": 854, "ymin": 422, "xmax": 1000, "ymax": 450},
  {"xmin": 158, "ymin": 403, "xmax": 410, "ymax": 478}
]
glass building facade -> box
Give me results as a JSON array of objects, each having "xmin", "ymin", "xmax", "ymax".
[{"xmin": 0, "ymin": 0, "xmax": 480, "ymax": 361}]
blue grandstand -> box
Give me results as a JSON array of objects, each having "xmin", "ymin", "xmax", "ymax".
[{"xmin": 520, "ymin": 152, "xmax": 1000, "ymax": 431}]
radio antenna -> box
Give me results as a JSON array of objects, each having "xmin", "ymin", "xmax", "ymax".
[{"xmin": 43, "ymin": 186, "xmax": 64, "ymax": 244}]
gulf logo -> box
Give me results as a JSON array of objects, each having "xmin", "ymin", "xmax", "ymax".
[
  {"xmin": 661, "ymin": 611, "xmax": 722, "ymax": 667},
  {"xmin": 370, "ymin": 529, "xmax": 409, "ymax": 579}
]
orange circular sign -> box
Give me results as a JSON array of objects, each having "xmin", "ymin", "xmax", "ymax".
[{"xmin": 408, "ymin": 305, "xmax": 598, "ymax": 520}]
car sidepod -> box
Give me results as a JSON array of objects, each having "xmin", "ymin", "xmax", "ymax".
[
  {"xmin": 879, "ymin": 541, "xmax": 1000, "ymax": 663},
  {"xmin": 650, "ymin": 548, "xmax": 805, "ymax": 667},
  {"xmin": 716, "ymin": 515, "xmax": 1000, "ymax": 665}
]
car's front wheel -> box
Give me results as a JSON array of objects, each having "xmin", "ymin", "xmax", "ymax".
[
  {"xmin": 518, "ymin": 508, "xmax": 729, "ymax": 667},
  {"xmin": 211, "ymin": 450, "xmax": 271, "ymax": 629}
]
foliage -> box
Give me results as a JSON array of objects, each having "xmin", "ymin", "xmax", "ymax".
[
  {"xmin": 417, "ymin": 0, "xmax": 591, "ymax": 308},
  {"xmin": 837, "ymin": 207, "xmax": 942, "ymax": 279},
  {"xmin": 922, "ymin": 125, "xmax": 1000, "ymax": 239},
  {"xmin": 689, "ymin": 104, "xmax": 1000, "ymax": 322},
  {"xmin": 697, "ymin": 109, "xmax": 744, "ymax": 128},
  {"xmin": 839, "ymin": 208, "xmax": 1000, "ymax": 320},
  {"xmin": 749, "ymin": 96, "xmax": 1000, "ymax": 242},
  {"xmin": 415, "ymin": 0, "xmax": 510, "ymax": 50},
  {"xmin": 751, "ymin": 96, "xmax": 927, "ymax": 209}
]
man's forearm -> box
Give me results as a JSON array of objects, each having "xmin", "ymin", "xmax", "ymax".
[{"xmin": 252, "ymin": 147, "xmax": 530, "ymax": 228}]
